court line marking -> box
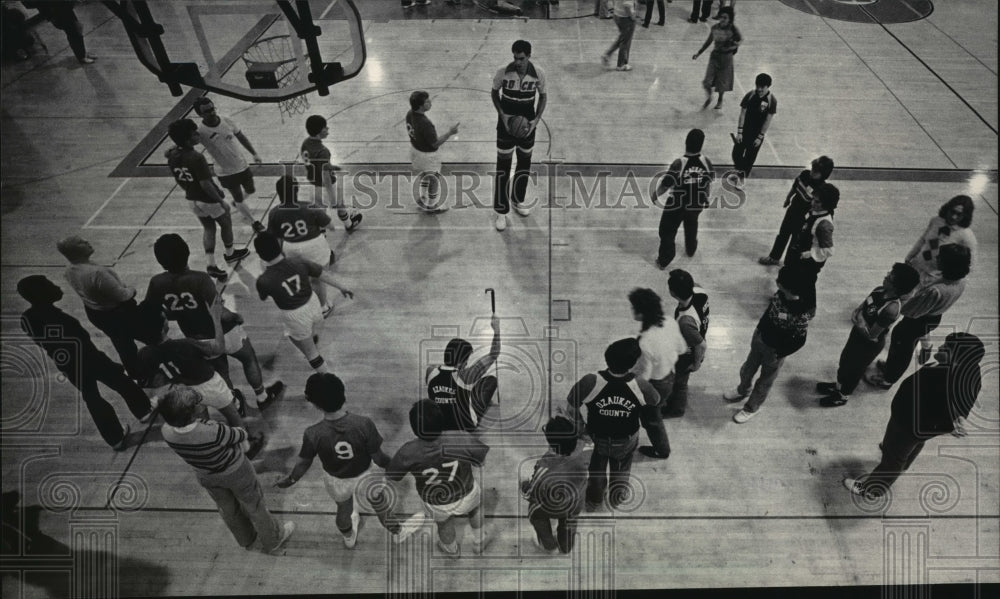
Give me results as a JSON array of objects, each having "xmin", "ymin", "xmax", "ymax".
[
  {"xmin": 80, "ymin": 224, "xmax": 781, "ymax": 233},
  {"xmin": 82, "ymin": 178, "xmax": 130, "ymax": 228}
]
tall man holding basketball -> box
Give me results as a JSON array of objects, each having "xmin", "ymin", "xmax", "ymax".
[{"xmin": 492, "ymin": 39, "xmax": 547, "ymax": 232}]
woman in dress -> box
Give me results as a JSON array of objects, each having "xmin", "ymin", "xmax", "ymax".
[
  {"xmin": 691, "ymin": 6, "xmax": 741, "ymax": 109},
  {"xmin": 904, "ymin": 195, "xmax": 977, "ymax": 288}
]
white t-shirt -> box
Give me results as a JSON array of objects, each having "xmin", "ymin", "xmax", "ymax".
[
  {"xmin": 635, "ymin": 321, "xmax": 688, "ymax": 381},
  {"xmin": 197, "ymin": 116, "xmax": 247, "ymax": 176}
]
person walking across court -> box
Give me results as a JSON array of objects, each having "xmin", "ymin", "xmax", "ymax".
[
  {"xmin": 601, "ymin": 0, "xmax": 637, "ymax": 72},
  {"xmin": 56, "ymin": 235, "xmax": 143, "ymax": 380},
  {"xmin": 692, "ymin": 7, "xmax": 740, "ymax": 109},
  {"xmin": 300, "ymin": 115, "xmax": 363, "ymax": 232},
  {"xmin": 17, "ymin": 276, "xmax": 151, "ymax": 450},
  {"xmin": 406, "ymin": 91, "xmax": 460, "ymax": 213},
  {"xmin": 492, "ymin": 40, "xmax": 547, "ymax": 231},
  {"xmin": 652, "ymin": 128, "xmax": 714, "ymax": 269},
  {"xmin": 731, "ymin": 73, "xmax": 776, "ymax": 181},
  {"xmin": 159, "ymin": 386, "xmax": 294, "ymax": 554}
]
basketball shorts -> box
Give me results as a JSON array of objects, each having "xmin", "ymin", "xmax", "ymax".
[
  {"xmin": 281, "ymin": 293, "xmax": 323, "ymax": 340},
  {"xmin": 410, "ymin": 147, "xmax": 442, "ymax": 175},
  {"xmin": 191, "ymin": 372, "xmax": 234, "ymax": 410},
  {"xmin": 189, "ymin": 199, "xmax": 228, "ymax": 220},
  {"xmin": 217, "ymin": 169, "xmax": 255, "ymax": 200},
  {"xmin": 422, "ymin": 479, "xmax": 482, "ymax": 522},
  {"xmin": 224, "ymin": 324, "xmax": 248, "ymax": 355},
  {"xmin": 323, "ymin": 465, "xmax": 375, "ymax": 507},
  {"xmin": 496, "ymin": 113, "xmax": 536, "ymax": 152},
  {"xmin": 283, "ymin": 236, "xmax": 331, "ymax": 267}
]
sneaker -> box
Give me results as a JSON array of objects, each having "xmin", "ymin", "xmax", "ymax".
[
  {"xmin": 732, "ymin": 408, "xmax": 758, "ymax": 423},
  {"xmin": 820, "ymin": 393, "xmax": 848, "ymax": 407},
  {"xmin": 513, "ymin": 203, "xmax": 531, "ymax": 217},
  {"xmin": 246, "ymin": 433, "xmax": 266, "ymax": 459},
  {"xmin": 655, "ymin": 257, "xmax": 670, "ymax": 270},
  {"xmin": 714, "ymin": 101, "xmax": 723, "ymax": 110},
  {"xmin": 701, "ymin": 96, "xmax": 712, "ymax": 110},
  {"xmin": 252, "ymin": 221, "xmax": 266, "ymax": 233},
  {"xmin": 722, "ymin": 389, "xmax": 747, "ymax": 402},
  {"xmin": 495, "ymin": 213, "xmax": 508, "ymax": 231},
  {"xmin": 815, "ymin": 381, "xmax": 838, "ymax": 394},
  {"xmin": 391, "ymin": 513, "xmax": 429, "ymax": 544},
  {"xmin": 257, "ymin": 381, "xmax": 285, "ymax": 411},
  {"xmin": 617, "ymin": 64, "xmax": 632, "ymax": 72},
  {"xmin": 532, "ymin": 535, "xmax": 559, "ymax": 555},
  {"xmin": 436, "ymin": 539, "xmax": 460, "ymax": 558},
  {"xmin": 699, "ymin": 16, "xmax": 708, "ymax": 22},
  {"xmin": 112, "ymin": 424, "xmax": 131, "ymax": 452},
  {"xmin": 402, "ymin": 1, "xmax": 414, "ymax": 8},
  {"xmin": 601, "ymin": 54, "xmax": 610, "ymax": 67},
  {"xmin": 758, "ymin": 256, "xmax": 780, "ymax": 266},
  {"xmin": 267, "ymin": 521, "xmax": 295, "ymax": 555},
  {"xmin": 206, "ymin": 265, "xmax": 229, "ymax": 281},
  {"xmin": 842, "ymin": 478, "xmax": 866, "ymax": 497},
  {"xmin": 233, "ymin": 389, "xmax": 248, "ymax": 417},
  {"xmin": 343, "ymin": 509, "xmax": 361, "ymax": 549},
  {"xmin": 321, "ymin": 303, "xmax": 334, "ymax": 319},
  {"xmin": 79, "ymin": 54, "xmax": 96, "ymax": 64},
  {"xmin": 470, "ymin": 526, "xmax": 491, "ymax": 555},
  {"xmin": 224, "ymin": 248, "xmax": 250, "ymax": 264},
  {"xmin": 638, "ymin": 446, "xmax": 669, "ymax": 459},
  {"xmin": 864, "ymin": 371, "xmax": 893, "ymax": 390},
  {"xmin": 345, "ymin": 212, "xmax": 363, "ymax": 232},
  {"xmin": 688, "ymin": 17, "xmax": 698, "ymax": 23}
]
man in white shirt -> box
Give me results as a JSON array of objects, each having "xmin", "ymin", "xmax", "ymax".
[{"xmin": 193, "ymin": 96, "xmax": 264, "ymax": 232}]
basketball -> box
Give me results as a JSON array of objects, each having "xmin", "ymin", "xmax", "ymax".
[{"xmin": 506, "ymin": 115, "xmax": 532, "ymax": 139}]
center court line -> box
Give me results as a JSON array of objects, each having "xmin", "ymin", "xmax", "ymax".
[
  {"xmin": 82, "ymin": 178, "xmax": 131, "ymax": 228},
  {"xmin": 81, "ymin": 224, "xmax": 781, "ymax": 233}
]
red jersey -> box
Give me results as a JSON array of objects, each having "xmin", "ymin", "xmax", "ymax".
[
  {"xmin": 165, "ymin": 146, "xmax": 221, "ymax": 203},
  {"xmin": 145, "ymin": 270, "xmax": 236, "ymax": 339},
  {"xmin": 138, "ymin": 338, "xmax": 216, "ymax": 386},
  {"xmin": 299, "ymin": 413, "xmax": 383, "ymax": 479},
  {"xmin": 266, "ymin": 204, "xmax": 331, "ymax": 243},
  {"xmin": 387, "ymin": 431, "xmax": 489, "ymax": 506},
  {"xmin": 256, "ymin": 257, "xmax": 323, "ymax": 310}
]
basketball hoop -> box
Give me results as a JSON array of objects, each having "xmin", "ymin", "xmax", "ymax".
[{"xmin": 242, "ymin": 35, "xmax": 309, "ymax": 122}]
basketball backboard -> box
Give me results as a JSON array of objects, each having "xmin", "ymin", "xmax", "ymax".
[{"xmin": 102, "ymin": 0, "xmax": 366, "ymax": 101}]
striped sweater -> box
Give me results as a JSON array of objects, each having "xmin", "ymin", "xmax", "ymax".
[{"xmin": 162, "ymin": 419, "xmax": 248, "ymax": 475}]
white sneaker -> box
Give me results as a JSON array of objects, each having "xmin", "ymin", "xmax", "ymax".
[
  {"xmin": 495, "ymin": 213, "xmax": 508, "ymax": 231},
  {"xmin": 391, "ymin": 512, "xmax": 429, "ymax": 544},
  {"xmin": 722, "ymin": 389, "xmax": 747, "ymax": 402},
  {"xmin": 513, "ymin": 203, "xmax": 531, "ymax": 217},
  {"xmin": 843, "ymin": 477, "xmax": 865, "ymax": 496},
  {"xmin": 617, "ymin": 64, "xmax": 632, "ymax": 72},
  {"xmin": 343, "ymin": 510, "xmax": 360, "ymax": 549},
  {"xmin": 267, "ymin": 521, "xmax": 295, "ymax": 555},
  {"xmin": 732, "ymin": 408, "xmax": 759, "ymax": 423}
]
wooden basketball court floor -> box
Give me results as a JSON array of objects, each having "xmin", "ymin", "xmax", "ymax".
[{"xmin": 1, "ymin": 0, "xmax": 997, "ymax": 596}]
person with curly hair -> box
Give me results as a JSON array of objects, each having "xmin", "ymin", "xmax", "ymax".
[
  {"xmin": 691, "ymin": 6, "xmax": 741, "ymax": 109},
  {"xmin": 904, "ymin": 195, "xmax": 977, "ymax": 288}
]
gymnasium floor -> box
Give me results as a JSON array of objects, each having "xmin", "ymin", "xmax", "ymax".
[{"xmin": 1, "ymin": 0, "xmax": 997, "ymax": 596}]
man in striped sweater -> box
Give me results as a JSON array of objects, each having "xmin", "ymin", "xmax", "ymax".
[{"xmin": 159, "ymin": 386, "xmax": 294, "ymax": 554}]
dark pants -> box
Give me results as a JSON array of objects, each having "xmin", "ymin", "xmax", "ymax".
[
  {"xmin": 658, "ymin": 208, "xmax": 701, "ymax": 266},
  {"xmin": 665, "ymin": 356, "xmax": 693, "ymax": 414},
  {"xmin": 64, "ymin": 352, "xmax": 152, "ymax": 447},
  {"xmin": 608, "ymin": 16, "xmax": 635, "ymax": 67},
  {"xmin": 529, "ymin": 507, "xmax": 578, "ymax": 553},
  {"xmin": 859, "ymin": 418, "xmax": 927, "ymax": 496},
  {"xmin": 691, "ymin": 0, "xmax": 713, "ymax": 20},
  {"xmin": 494, "ymin": 147, "xmax": 534, "ymax": 214},
  {"xmin": 586, "ymin": 433, "xmax": 638, "ymax": 509},
  {"xmin": 643, "ymin": 0, "xmax": 665, "ymax": 26},
  {"xmin": 39, "ymin": 4, "xmax": 87, "ymax": 61},
  {"xmin": 883, "ymin": 314, "xmax": 942, "ymax": 384},
  {"xmin": 640, "ymin": 403, "xmax": 671, "ymax": 458},
  {"xmin": 732, "ymin": 139, "xmax": 762, "ymax": 178},
  {"xmin": 767, "ymin": 201, "xmax": 810, "ymax": 262},
  {"xmin": 84, "ymin": 300, "xmax": 141, "ymax": 380},
  {"xmin": 837, "ymin": 327, "xmax": 885, "ymax": 395}
]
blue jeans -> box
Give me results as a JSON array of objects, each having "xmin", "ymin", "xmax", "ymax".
[
  {"xmin": 738, "ymin": 328, "xmax": 785, "ymax": 412},
  {"xmin": 586, "ymin": 433, "xmax": 639, "ymax": 509}
]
